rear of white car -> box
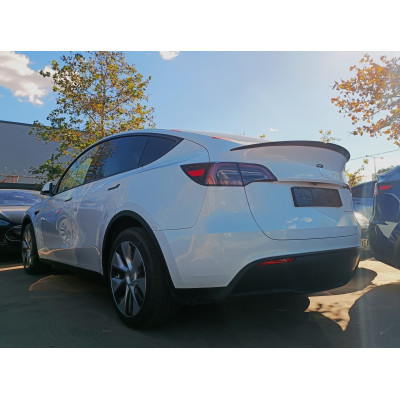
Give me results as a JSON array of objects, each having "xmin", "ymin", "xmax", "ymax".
[
  {"xmin": 23, "ymin": 129, "xmax": 360, "ymax": 327},
  {"xmin": 154, "ymin": 132, "xmax": 360, "ymax": 303}
]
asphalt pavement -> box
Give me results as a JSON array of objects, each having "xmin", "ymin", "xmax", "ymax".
[{"xmin": 1, "ymin": 249, "xmax": 400, "ymax": 347}]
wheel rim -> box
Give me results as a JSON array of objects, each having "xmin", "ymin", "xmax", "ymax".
[
  {"xmin": 110, "ymin": 241, "xmax": 147, "ymax": 317},
  {"xmin": 22, "ymin": 227, "xmax": 32, "ymax": 268}
]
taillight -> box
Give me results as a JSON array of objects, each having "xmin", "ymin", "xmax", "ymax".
[
  {"xmin": 180, "ymin": 163, "xmax": 209, "ymax": 184},
  {"xmin": 181, "ymin": 162, "xmax": 277, "ymax": 186},
  {"xmin": 375, "ymin": 183, "xmax": 393, "ymax": 194}
]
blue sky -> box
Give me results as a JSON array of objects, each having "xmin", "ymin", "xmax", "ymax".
[{"xmin": 1, "ymin": 50, "xmax": 400, "ymax": 181}]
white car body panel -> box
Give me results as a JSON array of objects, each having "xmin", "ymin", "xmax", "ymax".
[
  {"xmin": 26, "ymin": 129, "xmax": 360, "ymax": 294},
  {"xmin": 155, "ymin": 184, "xmax": 359, "ymax": 288}
]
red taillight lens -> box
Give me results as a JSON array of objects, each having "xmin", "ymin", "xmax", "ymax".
[
  {"xmin": 257, "ymin": 257, "xmax": 295, "ymax": 266},
  {"xmin": 181, "ymin": 162, "xmax": 276, "ymax": 186},
  {"xmin": 188, "ymin": 169, "xmax": 206, "ymax": 177},
  {"xmin": 375, "ymin": 183, "xmax": 393, "ymax": 194},
  {"xmin": 181, "ymin": 163, "xmax": 209, "ymax": 184}
]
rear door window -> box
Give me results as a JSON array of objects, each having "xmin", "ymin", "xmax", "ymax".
[
  {"xmin": 139, "ymin": 136, "xmax": 179, "ymax": 167},
  {"xmin": 86, "ymin": 135, "xmax": 148, "ymax": 182}
]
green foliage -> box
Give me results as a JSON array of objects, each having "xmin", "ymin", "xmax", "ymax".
[{"xmin": 30, "ymin": 51, "xmax": 155, "ymax": 182}]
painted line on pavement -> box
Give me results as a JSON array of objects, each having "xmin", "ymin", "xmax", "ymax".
[{"xmin": 0, "ymin": 266, "xmax": 24, "ymax": 271}]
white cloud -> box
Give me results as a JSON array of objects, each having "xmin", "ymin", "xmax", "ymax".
[
  {"xmin": 269, "ymin": 128, "xmax": 279, "ymax": 132},
  {"xmin": 159, "ymin": 51, "xmax": 180, "ymax": 60},
  {"xmin": 0, "ymin": 51, "xmax": 52, "ymax": 105}
]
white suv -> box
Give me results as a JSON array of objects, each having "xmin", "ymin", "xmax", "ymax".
[{"xmin": 22, "ymin": 129, "xmax": 360, "ymax": 328}]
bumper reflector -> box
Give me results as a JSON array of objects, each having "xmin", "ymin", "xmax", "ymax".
[{"xmin": 257, "ymin": 257, "xmax": 296, "ymax": 266}]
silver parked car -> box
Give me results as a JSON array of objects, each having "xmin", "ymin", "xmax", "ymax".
[{"xmin": 352, "ymin": 180, "xmax": 377, "ymax": 220}]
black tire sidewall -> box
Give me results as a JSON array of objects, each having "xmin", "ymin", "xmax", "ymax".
[
  {"xmin": 22, "ymin": 223, "xmax": 45, "ymax": 274},
  {"xmin": 107, "ymin": 227, "xmax": 169, "ymax": 328}
]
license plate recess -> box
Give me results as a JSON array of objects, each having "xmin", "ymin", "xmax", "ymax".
[{"xmin": 291, "ymin": 187, "xmax": 342, "ymax": 207}]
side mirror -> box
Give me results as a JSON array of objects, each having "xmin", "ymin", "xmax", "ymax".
[{"xmin": 41, "ymin": 182, "xmax": 54, "ymax": 196}]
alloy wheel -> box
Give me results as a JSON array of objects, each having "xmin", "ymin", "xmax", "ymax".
[
  {"xmin": 110, "ymin": 241, "xmax": 147, "ymax": 317},
  {"xmin": 22, "ymin": 227, "xmax": 32, "ymax": 268}
]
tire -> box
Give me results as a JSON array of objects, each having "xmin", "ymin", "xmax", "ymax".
[
  {"xmin": 108, "ymin": 227, "xmax": 179, "ymax": 328},
  {"xmin": 393, "ymin": 237, "xmax": 400, "ymax": 269},
  {"xmin": 21, "ymin": 223, "xmax": 50, "ymax": 274}
]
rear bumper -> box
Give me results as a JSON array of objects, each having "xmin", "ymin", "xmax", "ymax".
[{"xmin": 173, "ymin": 247, "xmax": 360, "ymax": 305}]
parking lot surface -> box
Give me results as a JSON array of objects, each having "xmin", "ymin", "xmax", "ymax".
[{"xmin": 1, "ymin": 250, "xmax": 400, "ymax": 347}]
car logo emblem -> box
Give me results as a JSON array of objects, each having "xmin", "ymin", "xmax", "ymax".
[{"xmin": 316, "ymin": 164, "xmax": 324, "ymax": 168}]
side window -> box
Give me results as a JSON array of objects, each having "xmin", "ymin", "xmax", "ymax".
[
  {"xmin": 57, "ymin": 146, "xmax": 99, "ymax": 193},
  {"xmin": 139, "ymin": 137, "xmax": 178, "ymax": 167},
  {"xmin": 85, "ymin": 135, "xmax": 148, "ymax": 182},
  {"xmin": 351, "ymin": 185, "xmax": 362, "ymax": 198},
  {"xmin": 352, "ymin": 182, "xmax": 375, "ymax": 198},
  {"xmin": 364, "ymin": 182, "xmax": 376, "ymax": 198}
]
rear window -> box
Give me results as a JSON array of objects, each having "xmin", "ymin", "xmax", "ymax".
[
  {"xmin": 352, "ymin": 181, "xmax": 376, "ymax": 198},
  {"xmin": 0, "ymin": 191, "xmax": 42, "ymax": 206},
  {"xmin": 139, "ymin": 137, "xmax": 179, "ymax": 167}
]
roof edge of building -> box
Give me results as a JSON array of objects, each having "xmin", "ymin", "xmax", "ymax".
[{"xmin": 0, "ymin": 119, "xmax": 35, "ymax": 127}]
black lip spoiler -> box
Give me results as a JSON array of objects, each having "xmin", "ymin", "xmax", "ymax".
[{"xmin": 230, "ymin": 140, "xmax": 350, "ymax": 162}]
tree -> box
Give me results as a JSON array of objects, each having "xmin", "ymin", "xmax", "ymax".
[
  {"xmin": 30, "ymin": 52, "xmax": 154, "ymax": 181},
  {"xmin": 318, "ymin": 129, "xmax": 340, "ymax": 143},
  {"xmin": 331, "ymin": 54, "xmax": 400, "ymax": 146},
  {"xmin": 377, "ymin": 165, "xmax": 396, "ymax": 175},
  {"xmin": 346, "ymin": 159, "xmax": 369, "ymax": 187}
]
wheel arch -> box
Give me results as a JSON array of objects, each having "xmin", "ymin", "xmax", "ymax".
[{"xmin": 101, "ymin": 211, "xmax": 172, "ymax": 283}]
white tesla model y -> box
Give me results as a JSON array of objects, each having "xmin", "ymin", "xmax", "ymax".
[{"xmin": 22, "ymin": 129, "xmax": 360, "ymax": 327}]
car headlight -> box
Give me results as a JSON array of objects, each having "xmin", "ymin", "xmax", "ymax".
[{"xmin": 0, "ymin": 219, "xmax": 11, "ymax": 227}]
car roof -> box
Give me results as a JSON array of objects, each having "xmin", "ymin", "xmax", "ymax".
[
  {"xmin": 377, "ymin": 165, "xmax": 400, "ymax": 181},
  {"xmin": 118, "ymin": 128, "xmax": 266, "ymax": 146},
  {"xmin": 353, "ymin": 180, "xmax": 377, "ymax": 188}
]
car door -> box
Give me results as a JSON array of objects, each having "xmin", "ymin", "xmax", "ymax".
[
  {"xmin": 72, "ymin": 135, "xmax": 149, "ymax": 272},
  {"xmin": 38, "ymin": 145, "xmax": 99, "ymax": 265}
]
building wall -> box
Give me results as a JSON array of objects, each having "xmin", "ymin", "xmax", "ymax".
[{"xmin": 0, "ymin": 120, "xmax": 60, "ymax": 184}]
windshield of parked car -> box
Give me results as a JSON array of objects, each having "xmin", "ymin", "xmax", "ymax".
[{"xmin": 0, "ymin": 191, "xmax": 43, "ymax": 206}]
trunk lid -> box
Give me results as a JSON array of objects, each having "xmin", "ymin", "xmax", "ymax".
[{"xmin": 230, "ymin": 141, "xmax": 358, "ymax": 240}]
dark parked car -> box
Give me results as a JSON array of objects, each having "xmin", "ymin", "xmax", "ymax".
[
  {"xmin": 0, "ymin": 189, "xmax": 43, "ymax": 250},
  {"xmin": 369, "ymin": 166, "xmax": 400, "ymax": 267}
]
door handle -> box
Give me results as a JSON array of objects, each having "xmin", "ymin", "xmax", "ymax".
[
  {"xmin": 64, "ymin": 197, "xmax": 73, "ymax": 202},
  {"xmin": 108, "ymin": 184, "xmax": 120, "ymax": 191}
]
